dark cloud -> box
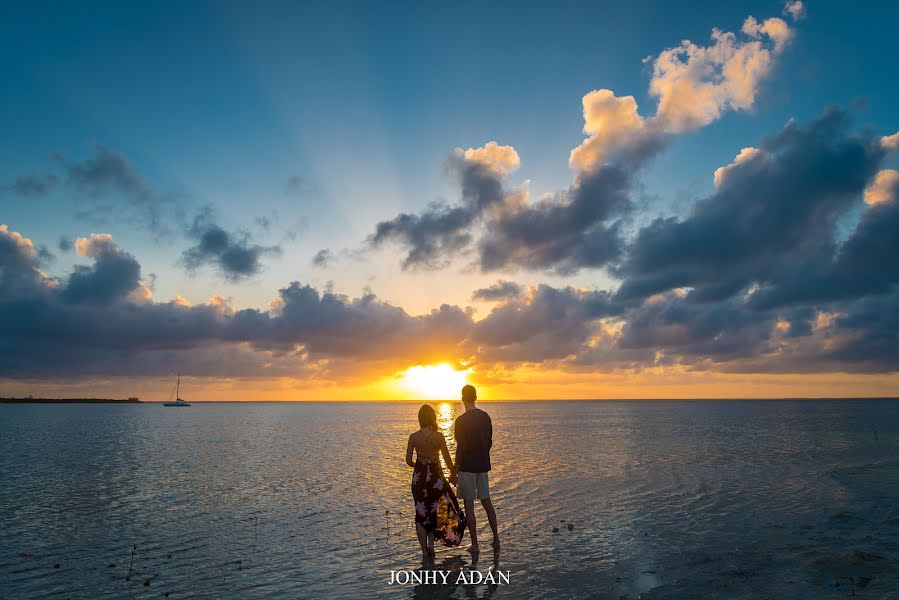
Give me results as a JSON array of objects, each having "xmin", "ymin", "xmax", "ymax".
[
  {"xmin": 2, "ymin": 174, "xmax": 58, "ymax": 197},
  {"xmin": 62, "ymin": 145, "xmax": 149, "ymax": 199},
  {"xmin": 470, "ymin": 284, "xmax": 624, "ymax": 363},
  {"xmin": 369, "ymin": 203, "xmax": 474, "ymax": 269},
  {"xmin": 36, "ymin": 245, "xmax": 55, "ymax": 263},
  {"xmin": 312, "ymin": 249, "xmax": 335, "ymax": 268},
  {"xmin": 4, "ymin": 106, "xmax": 899, "ymax": 382},
  {"xmin": 2, "ymin": 221, "xmax": 899, "ymax": 379},
  {"xmin": 241, "ymin": 283, "xmax": 472, "ymax": 360},
  {"xmin": 748, "ymin": 177, "xmax": 899, "ymax": 308},
  {"xmin": 368, "ymin": 131, "xmax": 653, "ymax": 274},
  {"xmin": 477, "ymin": 165, "xmax": 632, "ymax": 274},
  {"xmin": 60, "ymin": 235, "xmax": 142, "ymax": 306},
  {"xmin": 616, "ymin": 293, "xmax": 774, "ymax": 362},
  {"xmin": 180, "ymin": 208, "xmax": 281, "ymax": 281},
  {"xmin": 56, "ymin": 144, "xmax": 173, "ymax": 231},
  {"xmin": 616, "ymin": 109, "xmax": 888, "ymax": 305},
  {"xmin": 0, "ymin": 228, "xmax": 473, "ymax": 379},
  {"xmin": 0, "ymin": 225, "xmax": 46, "ymax": 297},
  {"xmin": 58, "ymin": 236, "xmax": 73, "ymax": 252},
  {"xmin": 471, "ymin": 280, "xmax": 523, "ymax": 302},
  {"xmin": 368, "ymin": 153, "xmax": 509, "ymax": 270}
]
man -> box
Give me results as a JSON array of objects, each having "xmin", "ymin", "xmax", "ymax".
[{"xmin": 450, "ymin": 384, "xmax": 500, "ymax": 554}]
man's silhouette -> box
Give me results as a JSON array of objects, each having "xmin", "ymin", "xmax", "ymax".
[{"xmin": 450, "ymin": 384, "xmax": 500, "ymax": 554}]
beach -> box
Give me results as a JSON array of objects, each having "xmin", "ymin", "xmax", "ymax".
[{"xmin": 1, "ymin": 399, "xmax": 897, "ymax": 598}]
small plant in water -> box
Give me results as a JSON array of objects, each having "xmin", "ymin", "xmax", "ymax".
[{"xmin": 126, "ymin": 543, "xmax": 137, "ymax": 581}]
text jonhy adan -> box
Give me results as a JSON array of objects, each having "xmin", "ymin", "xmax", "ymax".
[{"xmin": 388, "ymin": 569, "xmax": 511, "ymax": 586}]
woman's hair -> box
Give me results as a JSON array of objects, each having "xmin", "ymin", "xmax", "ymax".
[{"xmin": 418, "ymin": 404, "xmax": 438, "ymax": 431}]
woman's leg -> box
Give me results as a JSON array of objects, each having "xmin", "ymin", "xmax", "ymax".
[{"xmin": 415, "ymin": 522, "xmax": 429, "ymax": 555}]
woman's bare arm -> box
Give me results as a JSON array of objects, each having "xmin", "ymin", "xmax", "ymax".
[{"xmin": 406, "ymin": 434, "xmax": 416, "ymax": 468}]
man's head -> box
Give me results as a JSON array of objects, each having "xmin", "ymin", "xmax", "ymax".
[{"xmin": 461, "ymin": 384, "xmax": 477, "ymax": 406}]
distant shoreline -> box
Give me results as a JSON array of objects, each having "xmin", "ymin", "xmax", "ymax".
[{"xmin": 0, "ymin": 397, "xmax": 142, "ymax": 404}]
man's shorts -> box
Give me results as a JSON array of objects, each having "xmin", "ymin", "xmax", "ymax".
[{"xmin": 456, "ymin": 471, "xmax": 490, "ymax": 501}]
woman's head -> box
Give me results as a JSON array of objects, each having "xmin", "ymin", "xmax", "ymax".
[{"xmin": 418, "ymin": 404, "xmax": 438, "ymax": 431}]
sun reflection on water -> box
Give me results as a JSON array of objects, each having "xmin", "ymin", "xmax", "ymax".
[{"xmin": 436, "ymin": 401, "xmax": 456, "ymax": 457}]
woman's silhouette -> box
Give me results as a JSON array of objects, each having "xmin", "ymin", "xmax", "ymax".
[{"xmin": 405, "ymin": 404, "xmax": 466, "ymax": 558}]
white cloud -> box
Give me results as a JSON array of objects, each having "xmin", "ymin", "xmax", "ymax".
[
  {"xmin": 569, "ymin": 90, "xmax": 648, "ymax": 170},
  {"xmin": 784, "ymin": 1, "xmax": 806, "ymax": 21},
  {"xmin": 652, "ymin": 18, "xmax": 791, "ymax": 132},
  {"xmin": 462, "ymin": 141, "xmax": 521, "ymax": 175},
  {"xmin": 882, "ymin": 132, "xmax": 899, "ymax": 151},
  {"xmin": 75, "ymin": 233, "xmax": 117, "ymax": 257},
  {"xmin": 864, "ymin": 169, "xmax": 899, "ymax": 205},
  {"xmin": 0, "ymin": 224, "xmax": 37, "ymax": 257},
  {"xmin": 569, "ymin": 12, "xmax": 793, "ymax": 171},
  {"xmin": 713, "ymin": 147, "xmax": 769, "ymax": 188}
]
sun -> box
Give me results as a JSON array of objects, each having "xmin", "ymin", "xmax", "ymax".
[{"xmin": 399, "ymin": 363, "xmax": 470, "ymax": 400}]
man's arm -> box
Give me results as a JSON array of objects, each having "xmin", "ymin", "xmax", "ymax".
[
  {"xmin": 488, "ymin": 415, "xmax": 493, "ymax": 450},
  {"xmin": 453, "ymin": 419, "xmax": 460, "ymax": 469},
  {"xmin": 451, "ymin": 420, "xmax": 461, "ymax": 484}
]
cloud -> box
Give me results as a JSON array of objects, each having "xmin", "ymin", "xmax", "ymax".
[
  {"xmin": 369, "ymin": 203, "xmax": 475, "ymax": 269},
  {"xmin": 462, "ymin": 141, "xmax": 521, "ymax": 175},
  {"xmin": 864, "ymin": 169, "xmax": 899, "ymax": 205},
  {"xmin": 784, "ymin": 1, "xmax": 806, "ymax": 21},
  {"xmin": 312, "ymin": 248, "xmax": 335, "ymax": 268},
  {"xmin": 476, "ymin": 165, "xmax": 631, "ymax": 273},
  {"xmin": 3, "ymin": 222, "xmax": 899, "ymax": 381},
  {"xmin": 712, "ymin": 147, "xmax": 769, "ymax": 188},
  {"xmin": 571, "ymin": 12, "xmax": 792, "ymax": 172},
  {"xmin": 616, "ymin": 109, "xmax": 887, "ymax": 305},
  {"xmin": 180, "ymin": 208, "xmax": 281, "ymax": 281},
  {"xmin": 568, "ymin": 90, "xmax": 658, "ymax": 171},
  {"xmin": 2, "ymin": 174, "xmax": 58, "ymax": 197},
  {"xmin": 471, "ymin": 280, "xmax": 524, "ymax": 302},
  {"xmin": 367, "ymin": 10, "xmax": 797, "ymax": 277},
  {"xmin": 61, "ymin": 233, "xmax": 143, "ymax": 306},
  {"xmin": 651, "ymin": 16, "xmax": 790, "ymax": 131},
  {"xmin": 0, "ymin": 231, "xmax": 475, "ymax": 379},
  {"xmin": 56, "ymin": 144, "xmax": 173, "ymax": 231},
  {"xmin": 368, "ymin": 142, "xmax": 516, "ymax": 269},
  {"xmin": 470, "ymin": 284, "xmax": 624, "ymax": 363},
  {"xmin": 0, "ymin": 224, "xmax": 46, "ymax": 297},
  {"xmin": 883, "ymin": 132, "xmax": 899, "ymax": 151}
]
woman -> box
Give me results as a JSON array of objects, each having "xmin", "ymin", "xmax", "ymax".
[{"xmin": 405, "ymin": 404, "xmax": 466, "ymax": 558}]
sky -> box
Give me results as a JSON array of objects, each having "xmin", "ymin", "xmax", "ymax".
[{"xmin": 2, "ymin": 0, "xmax": 899, "ymax": 400}]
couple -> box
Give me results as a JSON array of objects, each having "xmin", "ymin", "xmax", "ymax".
[{"xmin": 404, "ymin": 384, "xmax": 500, "ymax": 559}]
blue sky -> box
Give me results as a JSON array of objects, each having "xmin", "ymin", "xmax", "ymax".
[{"xmin": 2, "ymin": 1, "xmax": 899, "ymax": 398}]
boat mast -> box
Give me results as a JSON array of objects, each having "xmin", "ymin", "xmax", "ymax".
[{"xmin": 176, "ymin": 372, "xmax": 180, "ymax": 400}]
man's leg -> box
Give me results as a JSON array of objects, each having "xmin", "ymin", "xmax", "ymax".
[
  {"xmin": 463, "ymin": 498, "xmax": 479, "ymax": 552},
  {"xmin": 480, "ymin": 498, "xmax": 500, "ymax": 550}
]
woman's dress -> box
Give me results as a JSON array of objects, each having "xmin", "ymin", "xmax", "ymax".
[{"xmin": 411, "ymin": 454, "xmax": 466, "ymax": 547}]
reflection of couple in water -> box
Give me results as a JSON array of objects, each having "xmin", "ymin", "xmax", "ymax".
[{"xmin": 405, "ymin": 385, "xmax": 500, "ymax": 559}]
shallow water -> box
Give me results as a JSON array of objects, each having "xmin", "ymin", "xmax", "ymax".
[{"xmin": 1, "ymin": 400, "xmax": 898, "ymax": 599}]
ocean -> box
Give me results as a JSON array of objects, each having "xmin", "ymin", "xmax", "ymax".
[{"xmin": 1, "ymin": 400, "xmax": 898, "ymax": 599}]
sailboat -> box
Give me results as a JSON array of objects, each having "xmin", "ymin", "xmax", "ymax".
[{"xmin": 163, "ymin": 373, "xmax": 191, "ymax": 407}]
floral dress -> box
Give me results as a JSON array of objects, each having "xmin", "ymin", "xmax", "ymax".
[{"xmin": 412, "ymin": 454, "xmax": 466, "ymax": 547}]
